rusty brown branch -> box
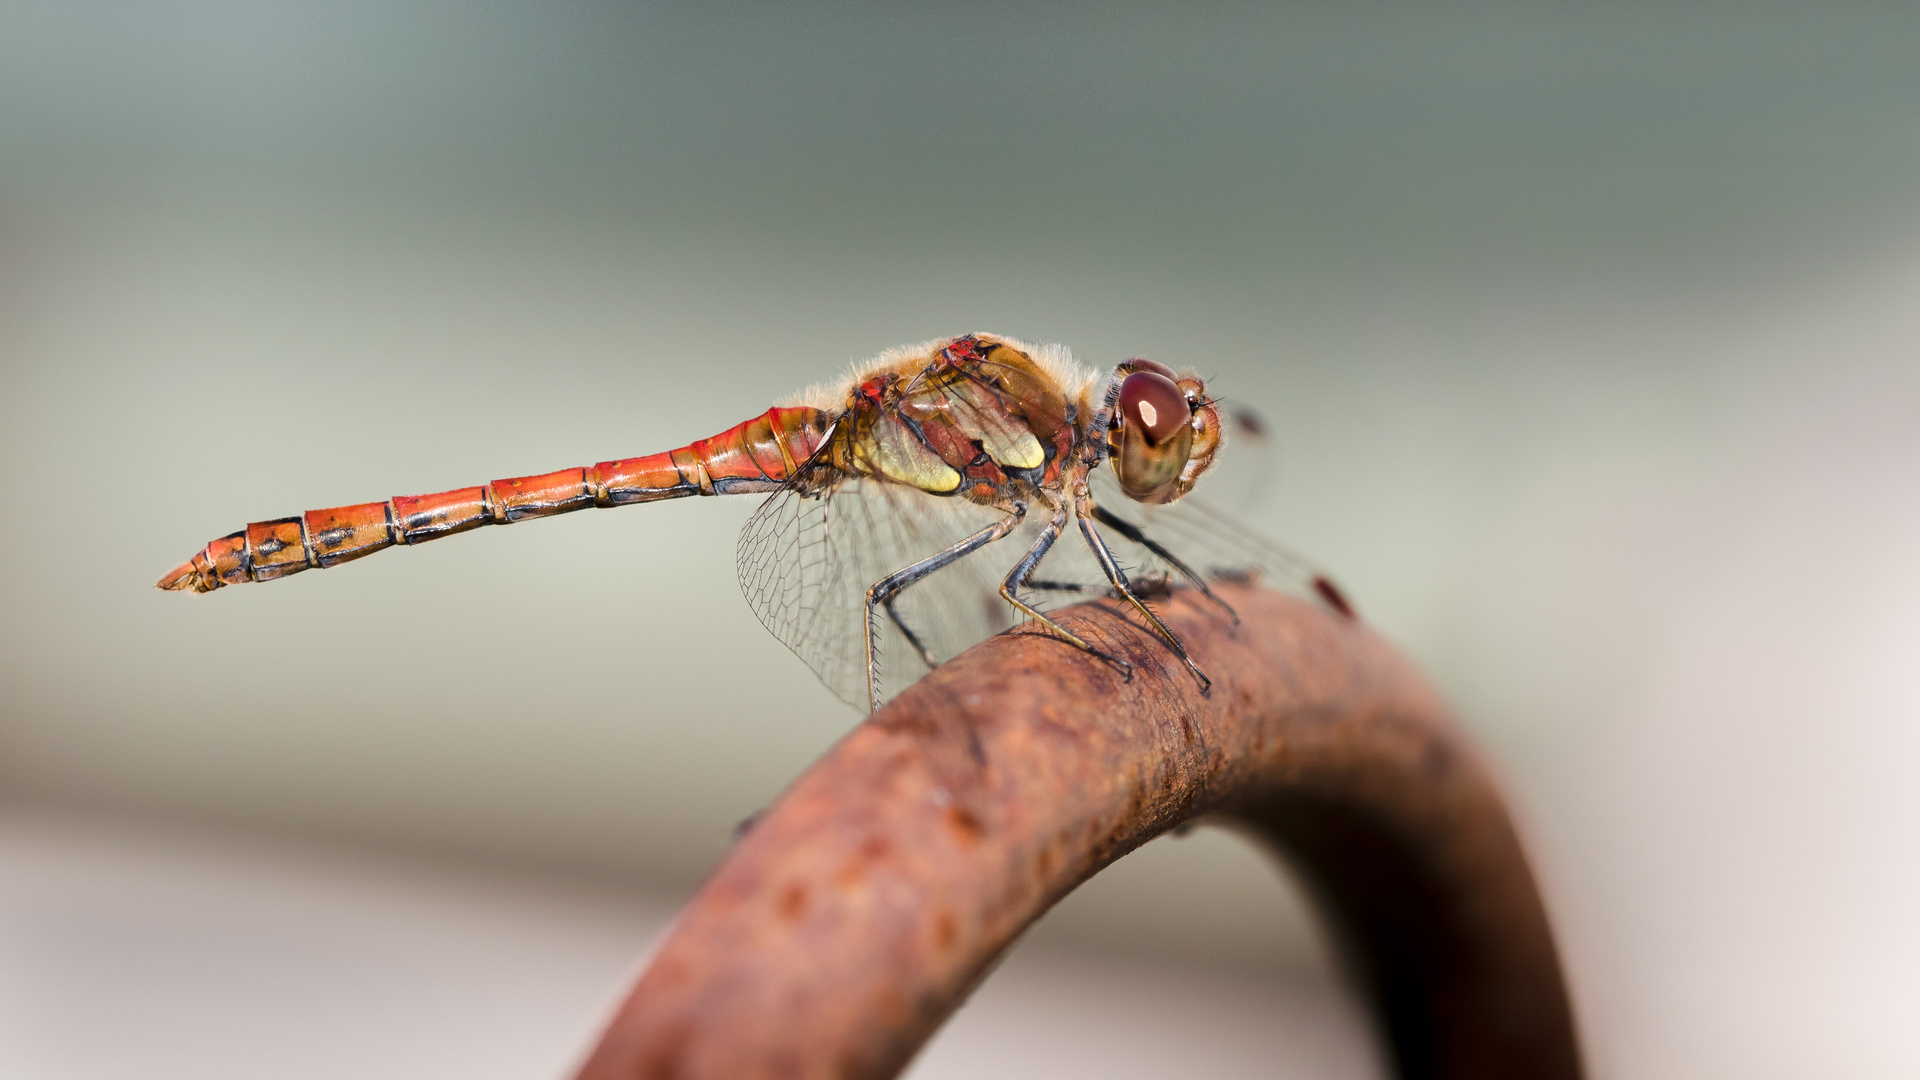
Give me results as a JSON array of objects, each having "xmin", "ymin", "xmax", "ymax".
[{"xmin": 573, "ymin": 586, "xmax": 1581, "ymax": 1080}]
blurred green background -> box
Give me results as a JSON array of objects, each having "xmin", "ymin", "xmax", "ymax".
[{"xmin": 4, "ymin": 4, "xmax": 1919, "ymax": 1077}]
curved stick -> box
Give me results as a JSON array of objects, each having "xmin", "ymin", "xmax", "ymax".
[{"xmin": 573, "ymin": 586, "xmax": 1582, "ymax": 1080}]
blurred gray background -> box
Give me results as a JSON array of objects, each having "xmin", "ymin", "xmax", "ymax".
[{"xmin": 3, "ymin": 3, "xmax": 1919, "ymax": 1078}]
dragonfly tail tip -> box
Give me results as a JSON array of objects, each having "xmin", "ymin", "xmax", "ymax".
[{"xmin": 155, "ymin": 559, "xmax": 216, "ymax": 594}]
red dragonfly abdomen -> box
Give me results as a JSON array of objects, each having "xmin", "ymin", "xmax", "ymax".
[{"xmin": 157, "ymin": 405, "xmax": 832, "ymax": 594}]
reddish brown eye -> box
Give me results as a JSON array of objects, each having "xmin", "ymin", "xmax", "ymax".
[
  {"xmin": 1121, "ymin": 358, "xmax": 1178, "ymax": 380},
  {"xmin": 1118, "ymin": 371, "xmax": 1189, "ymax": 445}
]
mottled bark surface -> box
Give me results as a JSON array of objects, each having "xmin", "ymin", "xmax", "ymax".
[{"xmin": 574, "ymin": 586, "xmax": 1581, "ymax": 1080}]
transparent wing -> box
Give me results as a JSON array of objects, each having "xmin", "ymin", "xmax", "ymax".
[
  {"xmin": 1202, "ymin": 397, "xmax": 1277, "ymax": 513},
  {"xmin": 1087, "ymin": 466, "xmax": 1351, "ymax": 616},
  {"xmin": 739, "ymin": 469, "xmax": 1041, "ymax": 711}
]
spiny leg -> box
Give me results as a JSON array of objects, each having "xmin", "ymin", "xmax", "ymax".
[
  {"xmin": 864, "ymin": 505, "xmax": 1027, "ymax": 713},
  {"xmin": 1027, "ymin": 573, "xmax": 1174, "ymax": 600},
  {"xmin": 883, "ymin": 595, "xmax": 940, "ymax": 672},
  {"xmin": 1075, "ymin": 497, "xmax": 1212, "ymax": 694},
  {"xmin": 1090, "ymin": 502, "xmax": 1238, "ymax": 623},
  {"xmin": 1024, "ymin": 579, "xmax": 1112, "ymax": 596},
  {"xmin": 1000, "ymin": 506, "xmax": 1136, "ymax": 681}
]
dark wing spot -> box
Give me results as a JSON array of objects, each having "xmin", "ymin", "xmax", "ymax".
[{"xmin": 1313, "ymin": 575, "xmax": 1358, "ymax": 620}]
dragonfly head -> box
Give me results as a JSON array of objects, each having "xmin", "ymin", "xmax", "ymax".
[{"xmin": 1104, "ymin": 359, "xmax": 1223, "ymax": 504}]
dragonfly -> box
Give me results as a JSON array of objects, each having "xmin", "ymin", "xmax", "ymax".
[{"xmin": 158, "ymin": 333, "xmax": 1353, "ymax": 712}]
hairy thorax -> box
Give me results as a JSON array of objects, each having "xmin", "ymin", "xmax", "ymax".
[{"xmin": 820, "ymin": 336, "xmax": 1083, "ymax": 509}]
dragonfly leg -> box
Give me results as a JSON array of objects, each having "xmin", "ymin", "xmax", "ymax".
[
  {"xmin": 1000, "ymin": 507, "xmax": 1137, "ymax": 682},
  {"xmin": 1076, "ymin": 497, "xmax": 1212, "ymax": 695},
  {"xmin": 1090, "ymin": 503, "xmax": 1239, "ymax": 624},
  {"xmin": 1025, "ymin": 579, "xmax": 1113, "ymax": 595},
  {"xmin": 864, "ymin": 505, "xmax": 1028, "ymax": 713},
  {"xmin": 883, "ymin": 596, "xmax": 941, "ymax": 672},
  {"xmin": 1026, "ymin": 573, "xmax": 1175, "ymax": 599}
]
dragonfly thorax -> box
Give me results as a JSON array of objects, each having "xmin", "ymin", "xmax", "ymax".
[{"xmin": 823, "ymin": 336, "xmax": 1081, "ymax": 510}]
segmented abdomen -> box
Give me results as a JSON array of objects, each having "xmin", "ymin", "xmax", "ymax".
[{"xmin": 157, "ymin": 405, "xmax": 831, "ymax": 593}]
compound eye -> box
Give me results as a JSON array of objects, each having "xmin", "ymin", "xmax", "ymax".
[
  {"xmin": 1118, "ymin": 371, "xmax": 1189, "ymax": 446},
  {"xmin": 1121, "ymin": 357, "xmax": 1179, "ymax": 381}
]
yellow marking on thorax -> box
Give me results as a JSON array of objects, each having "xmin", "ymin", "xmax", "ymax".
[{"xmin": 868, "ymin": 412, "xmax": 962, "ymax": 493}]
